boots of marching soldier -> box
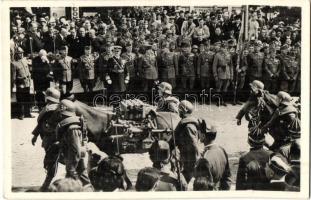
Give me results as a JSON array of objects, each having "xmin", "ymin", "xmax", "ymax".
[{"xmin": 40, "ymin": 175, "xmax": 54, "ymax": 192}]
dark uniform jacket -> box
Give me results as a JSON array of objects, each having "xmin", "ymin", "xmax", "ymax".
[
  {"xmin": 236, "ymin": 148, "xmax": 273, "ymax": 190},
  {"xmin": 247, "ymin": 52, "xmax": 265, "ymax": 78},
  {"xmin": 121, "ymin": 52, "xmax": 137, "ymax": 79},
  {"xmin": 79, "ymin": 54, "xmax": 96, "ymax": 80},
  {"xmin": 213, "ymin": 51, "xmax": 233, "ymax": 80},
  {"xmin": 54, "ymin": 56, "xmax": 74, "ymax": 82},
  {"xmin": 197, "ymin": 51, "xmax": 214, "ymax": 77},
  {"xmin": 263, "ymin": 56, "xmax": 281, "ymax": 80},
  {"xmin": 202, "ymin": 143, "xmax": 232, "ymax": 190},
  {"xmin": 107, "ymin": 56, "xmax": 129, "ymax": 92},
  {"xmin": 282, "ymin": 57, "xmax": 299, "ymax": 80},
  {"xmin": 178, "ymin": 53, "xmax": 196, "ymax": 77},
  {"xmin": 158, "ymin": 51, "xmax": 178, "ymax": 79},
  {"xmin": 140, "ymin": 50, "xmax": 158, "ymax": 80},
  {"xmin": 32, "ymin": 103, "xmax": 60, "ymax": 149},
  {"xmin": 11, "ymin": 57, "xmax": 31, "ymax": 88}
]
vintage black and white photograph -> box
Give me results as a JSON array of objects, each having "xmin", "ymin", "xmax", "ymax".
[{"xmin": 3, "ymin": 1, "xmax": 310, "ymax": 198}]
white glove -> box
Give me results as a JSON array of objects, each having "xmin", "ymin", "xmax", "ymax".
[{"xmin": 107, "ymin": 79, "xmax": 112, "ymax": 85}]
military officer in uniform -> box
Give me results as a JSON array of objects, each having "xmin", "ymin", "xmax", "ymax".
[
  {"xmin": 31, "ymin": 87, "xmax": 62, "ymax": 191},
  {"xmin": 174, "ymin": 100, "xmax": 202, "ymax": 183},
  {"xmin": 106, "ymin": 46, "xmax": 129, "ymax": 97},
  {"xmin": 139, "ymin": 44, "xmax": 158, "ymax": 93},
  {"xmin": 197, "ymin": 43, "xmax": 214, "ymax": 91},
  {"xmin": 158, "ymin": 41, "xmax": 178, "ymax": 88},
  {"xmin": 280, "ymin": 51, "xmax": 299, "ymax": 94},
  {"xmin": 121, "ymin": 42, "xmax": 138, "ymax": 93},
  {"xmin": 179, "ymin": 41, "xmax": 196, "ymax": 90},
  {"xmin": 136, "ymin": 140, "xmax": 187, "ymax": 191},
  {"xmin": 263, "ymin": 47, "xmax": 281, "ymax": 94},
  {"xmin": 236, "ymin": 128, "xmax": 273, "ymax": 190},
  {"xmin": 247, "ymin": 41, "xmax": 265, "ymax": 82},
  {"xmin": 194, "ymin": 126, "xmax": 232, "ymax": 190},
  {"xmin": 11, "ymin": 47, "xmax": 34, "ymax": 119},
  {"xmin": 156, "ymin": 82, "xmax": 179, "ymax": 114},
  {"xmin": 56, "ymin": 99, "xmax": 90, "ymax": 185},
  {"xmin": 212, "ymin": 41, "xmax": 233, "ymax": 106},
  {"xmin": 78, "ymin": 46, "xmax": 97, "ymax": 93},
  {"xmin": 54, "ymin": 46, "xmax": 76, "ymax": 98}
]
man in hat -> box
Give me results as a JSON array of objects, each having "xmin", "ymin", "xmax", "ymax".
[
  {"xmin": 261, "ymin": 91, "xmax": 300, "ymax": 151},
  {"xmin": 136, "ymin": 140, "xmax": 187, "ymax": 191},
  {"xmin": 156, "ymin": 82, "xmax": 179, "ymax": 114},
  {"xmin": 78, "ymin": 46, "xmax": 97, "ymax": 96},
  {"xmin": 197, "ymin": 42, "xmax": 214, "ymax": 92},
  {"xmin": 236, "ymin": 127, "xmax": 273, "ymax": 190},
  {"xmin": 212, "ymin": 41, "xmax": 233, "ymax": 106},
  {"xmin": 56, "ymin": 99, "xmax": 90, "ymax": 185},
  {"xmin": 31, "ymin": 87, "xmax": 62, "ymax": 191},
  {"xmin": 179, "ymin": 41, "xmax": 196, "ymax": 90},
  {"xmin": 53, "ymin": 45, "xmax": 76, "ymax": 98},
  {"xmin": 194, "ymin": 124, "xmax": 232, "ymax": 190},
  {"xmin": 11, "ymin": 47, "xmax": 34, "ymax": 119},
  {"xmin": 106, "ymin": 45, "xmax": 129, "ymax": 97},
  {"xmin": 158, "ymin": 42, "xmax": 178, "ymax": 88},
  {"xmin": 32, "ymin": 49, "xmax": 53, "ymax": 110},
  {"xmin": 121, "ymin": 41, "xmax": 138, "ymax": 93},
  {"xmin": 174, "ymin": 100, "xmax": 202, "ymax": 183},
  {"xmin": 263, "ymin": 47, "xmax": 281, "ymax": 94},
  {"xmin": 247, "ymin": 41, "xmax": 264, "ymax": 82},
  {"xmin": 265, "ymin": 154, "xmax": 299, "ymax": 191},
  {"xmin": 280, "ymin": 50, "xmax": 299, "ymax": 94}
]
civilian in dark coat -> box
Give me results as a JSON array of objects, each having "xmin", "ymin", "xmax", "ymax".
[
  {"xmin": 67, "ymin": 28, "xmax": 80, "ymax": 59},
  {"xmin": 32, "ymin": 50, "xmax": 53, "ymax": 110}
]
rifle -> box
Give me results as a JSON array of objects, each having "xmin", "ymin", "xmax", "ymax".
[
  {"xmin": 233, "ymin": 6, "xmax": 245, "ymax": 104},
  {"xmin": 169, "ymin": 112, "xmax": 183, "ymax": 190}
]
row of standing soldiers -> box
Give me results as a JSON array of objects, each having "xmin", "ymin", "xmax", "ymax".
[{"xmin": 11, "ymin": 37, "xmax": 300, "ymax": 119}]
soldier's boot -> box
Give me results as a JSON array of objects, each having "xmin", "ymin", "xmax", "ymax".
[
  {"xmin": 39, "ymin": 175, "xmax": 54, "ymax": 192},
  {"xmin": 18, "ymin": 104, "xmax": 25, "ymax": 120}
]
